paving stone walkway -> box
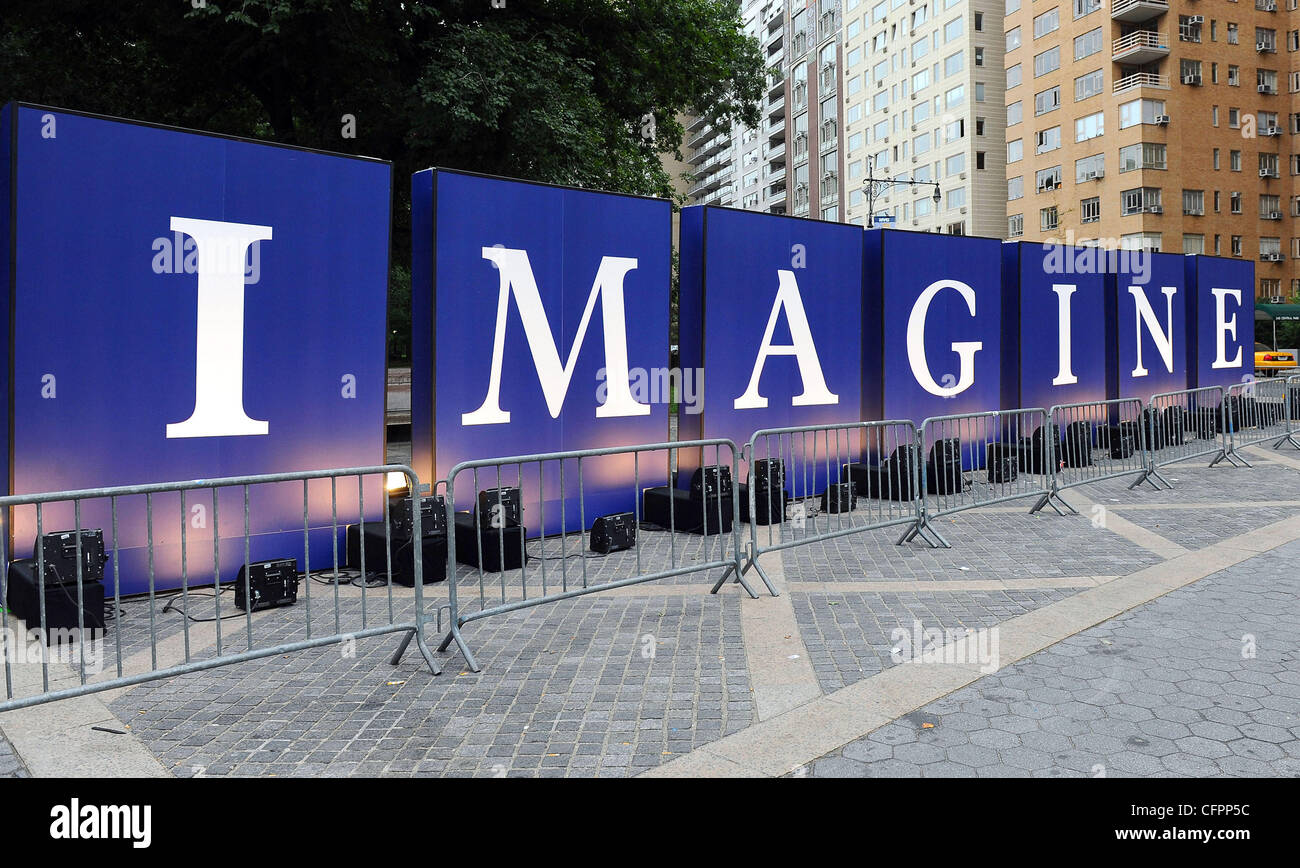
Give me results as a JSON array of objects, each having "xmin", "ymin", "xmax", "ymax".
[
  {"xmin": 3, "ymin": 443, "xmax": 1300, "ymax": 777},
  {"xmin": 801, "ymin": 538, "xmax": 1300, "ymax": 778}
]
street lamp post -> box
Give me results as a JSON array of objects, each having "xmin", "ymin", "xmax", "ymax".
[{"xmin": 863, "ymin": 155, "xmax": 943, "ymax": 229}]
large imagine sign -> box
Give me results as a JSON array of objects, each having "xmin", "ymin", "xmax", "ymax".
[
  {"xmin": 411, "ymin": 169, "xmax": 671, "ymax": 531},
  {"xmin": 863, "ymin": 229, "xmax": 1003, "ymax": 425},
  {"xmin": 1184, "ymin": 255, "xmax": 1254, "ymax": 390},
  {"xmin": 678, "ymin": 206, "xmax": 864, "ymax": 472},
  {"xmin": 1001, "ymin": 241, "xmax": 1111, "ymax": 410},
  {"xmin": 1, "ymin": 104, "xmax": 392, "ymax": 593}
]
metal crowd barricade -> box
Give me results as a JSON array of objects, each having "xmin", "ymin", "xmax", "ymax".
[
  {"xmin": 435, "ymin": 439, "xmax": 749, "ymax": 674},
  {"xmin": 1223, "ymin": 378, "xmax": 1299, "ymax": 463},
  {"xmin": 1141, "ymin": 385, "xmax": 1230, "ymax": 487},
  {"xmin": 902, "ymin": 408, "xmax": 1051, "ymax": 548},
  {"xmin": 1291, "ymin": 375, "xmax": 1300, "ymax": 437},
  {"xmin": 0, "ymin": 465, "xmax": 437, "ymax": 714},
  {"xmin": 740, "ymin": 420, "xmax": 920, "ymax": 583},
  {"xmin": 1031, "ymin": 398, "xmax": 1152, "ymax": 513}
]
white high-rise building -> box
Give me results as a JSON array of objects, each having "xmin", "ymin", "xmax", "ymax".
[
  {"xmin": 840, "ymin": 0, "xmax": 1008, "ymax": 236},
  {"xmin": 684, "ymin": 0, "xmax": 793, "ymax": 213}
]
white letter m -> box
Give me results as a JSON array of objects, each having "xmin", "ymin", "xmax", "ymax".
[{"xmin": 462, "ymin": 248, "xmax": 650, "ymax": 425}]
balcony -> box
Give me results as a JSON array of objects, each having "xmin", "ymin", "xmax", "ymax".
[
  {"xmin": 689, "ymin": 165, "xmax": 734, "ymax": 197},
  {"xmin": 767, "ymin": 166, "xmax": 787, "ymax": 184},
  {"xmin": 1110, "ymin": 0, "xmax": 1169, "ymax": 23},
  {"xmin": 765, "ymin": 141, "xmax": 786, "ymax": 161},
  {"xmin": 1112, "ymin": 31, "xmax": 1170, "ymax": 64},
  {"xmin": 1113, "ymin": 71, "xmax": 1170, "ymax": 94}
]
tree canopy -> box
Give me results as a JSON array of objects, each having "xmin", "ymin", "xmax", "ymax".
[{"xmin": 1, "ymin": 0, "xmax": 765, "ymax": 359}]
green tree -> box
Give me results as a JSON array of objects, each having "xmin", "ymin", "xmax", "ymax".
[{"xmin": 1, "ymin": 0, "xmax": 763, "ymax": 361}]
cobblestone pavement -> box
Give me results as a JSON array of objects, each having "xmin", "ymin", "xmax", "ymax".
[
  {"xmin": 4, "ymin": 441, "xmax": 1300, "ymax": 778},
  {"xmin": 802, "ymin": 538, "xmax": 1300, "ymax": 778},
  {"xmin": 792, "ymin": 588, "xmax": 1079, "ymax": 692},
  {"xmin": 0, "ymin": 730, "xmax": 28, "ymax": 778}
]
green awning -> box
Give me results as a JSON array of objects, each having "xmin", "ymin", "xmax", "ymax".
[{"xmin": 1257, "ymin": 303, "xmax": 1300, "ymax": 321}]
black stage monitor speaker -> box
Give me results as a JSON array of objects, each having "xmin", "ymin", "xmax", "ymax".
[
  {"xmin": 643, "ymin": 487, "xmax": 732, "ymax": 536},
  {"xmin": 590, "ymin": 512, "xmax": 637, "ymax": 554},
  {"xmin": 986, "ymin": 442, "xmax": 1018, "ymax": 483},
  {"xmin": 390, "ymin": 494, "xmax": 447, "ymax": 538},
  {"xmin": 454, "ymin": 512, "xmax": 526, "ymax": 572},
  {"xmin": 476, "ymin": 488, "xmax": 522, "ymax": 529},
  {"xmin": 926, "ymin": 438, "xmax": 963, "ymax": 495},
  {"xmin": 346, "ymin": 524, "xmax": 448, "ymax": 585},
  {"xmin": 234, "ymin": 558, "xmax": 300, "ymax": 612},
  {"xmin": 688, "ymin": 465, "xmax": 733, "ymax": 501},
  {"xmin": 820, "ymin": 481, "xmax": 856, "ymax": 514},
  {"xmin": 37, "ymin": 529, "xmax": 109, "ymax": 585},
  {"xmin": 6, "ymin": 559, "xmax": 105, "ymax": 639},
  {"xmin": 1061, "ymin": 420, "xmax": 1093, "ymax": 467}
]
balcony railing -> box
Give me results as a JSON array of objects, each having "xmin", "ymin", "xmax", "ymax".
[
  {"xmin": 1113, "ymin": 71, "xmax": 1170, "ymax": 94},
  {"xmin": 1112, "ymin": 30, "xmax": 1169, "ymax": 63},
  {"xmin": 1110, "ymin": 0, "xmax": 1169, "ymax": 23}
]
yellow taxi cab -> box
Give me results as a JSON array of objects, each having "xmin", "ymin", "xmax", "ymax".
[{"xmin": 1256, "ymin": 342, "xmax": 1297, "ymax": 376}]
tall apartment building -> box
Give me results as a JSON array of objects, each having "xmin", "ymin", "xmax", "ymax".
[
  {"xmin": 786, "ymin": 0, "xmax": 849, "ymax": 220},
  {"xmin": 684, "ymin": 0, "xmax": 792, "ymax": 212},
  {"xmin": 1006, "ymin": 0, "xmax": 1300, "ymax": 302},
  {"xmin": 841, "ymin": 0, "xmax": 1009, "ymax": 235}
]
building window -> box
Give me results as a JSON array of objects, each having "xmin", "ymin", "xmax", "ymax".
[
  {"xmin": 1036, "ymin": 126, "xmax": 1062, "ymax": 154},
  {"xmin": 1122, "ymin": 187, "xmax": 1162, "ymax": 215},
  {"xmin": 1119, "ymin": 142, "xmax": 1167, "ymax": 171},
  {"xmin": 1035, "ymin": 86, "xmax": 1061, "ymax": 115},
  {"xmin": 1075, "ymin": 111, "xmax": 1105, "ymax": 142},
  {"xmin": 1081, "ymin": 197, "xmax": 1100, "ymax": 223},
  {"xmin": 1183, "ymin": 234, "xmax": 1205, "ymax": 255},
  {"xmin": 1074, "ymin": 27, "xmax": 1103, "ymax": 60},
  {"xmin": 1183, "ymin": 189, "xmax": 1206, "ymax": 215},
  {"xmin": 1008, "ymin": 176, "xmax": 1025, "ymax": 200},
  {"xmin": 1231, "ymin": 191, "xmax": 1243, "ymax": 213},
  {"xmin": 1034, "ymin": 9, "xmax": 1061, "ymax": 39},
  {"xmin": 1041, "ymin": 206, "xmax": 1059, "ymax": 231},
  {"xmin": 1009, "ymin": 214, "xmax": 1024, "ymax": 237},
  {"xmin": 1007, "ymin": 27, "xmax": 1022, "ymax": 51},
  {"xmin": 1075, "ymin": 153, "xmax": 1105, "ymax": 182},
  {"xmin": 1232, "ymin": 236, "xmax": 1243, "ymax": 256},
  {"xmin": 1074, "ymin": 70, "xmax": 1104, "ymax": 101},
  {"xmin": 1034, "ymin": 46, "xmax": 1061, "ymax": 77}
]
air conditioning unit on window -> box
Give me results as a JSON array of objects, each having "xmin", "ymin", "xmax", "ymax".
[
  {"xmin": 1183, "ymin": 74, "xmax": 1202, "ymax": 85},
  {"xmin": 1263, "ymin": 125, "xmax": 1282, "ymax": 136},
  {"xmin": 1269, "ymin": 211, "xmax": 1284, "ymax": 219},
  {"xmin": 1259, "ymin": 85, "xmax": 1277, "ymax": 94},
  {"xmin": 1270, "ymin": 295, "xmax": 1286, "ymax": 303},
  {"xmin": 1155, "ymin": 114, "xmax": 1171, "ymax": 125},
  {"xmin": 1261, "ymin": 168, "xmax": 1280, "ymax": 177},
  {"xmin": 1189, "ymin": 15, "xmax": 1205, "ymax": 24},
  {"xmin": 1148, "ymin": 205, "xmax": 1164, "ymax": 214},
  {"xmin": 1257, "ymin": 41, "xmax": 1272, "ymax": 51},
  {"xmin": 1262, "ymin": 252, "xmax": 1284, "ymax": 261}
]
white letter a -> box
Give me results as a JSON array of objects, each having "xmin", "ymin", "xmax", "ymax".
[{"xmin": 734, "ymin": 270, "xmax": 839, "ymax": 410}]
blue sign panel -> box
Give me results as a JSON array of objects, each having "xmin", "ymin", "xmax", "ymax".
[
  {"xmin": 863, "ymin": 230, "xmax": 1003, "ymax": 425},
  {"xmin": 1001, "ymin": 241, "xmax": 1111, "ymax": 410},
  {"xmin": 1184, "ymin": 255, "xmax": 1255, "ymax": 390},
  {"xmin": 411, "ymin": 169, "xmax": 671, "ymax": 533},
  {"xmin": 678, "ymin": 206, "xmax": 865, "ymax": 481},
  {"xmin": 3, "ymin": 104, "xmax": 392, "ymax": 593},
  {"xmin": 1113, "ymin": 251, "xmax": 1189, "ymax": 399}
]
